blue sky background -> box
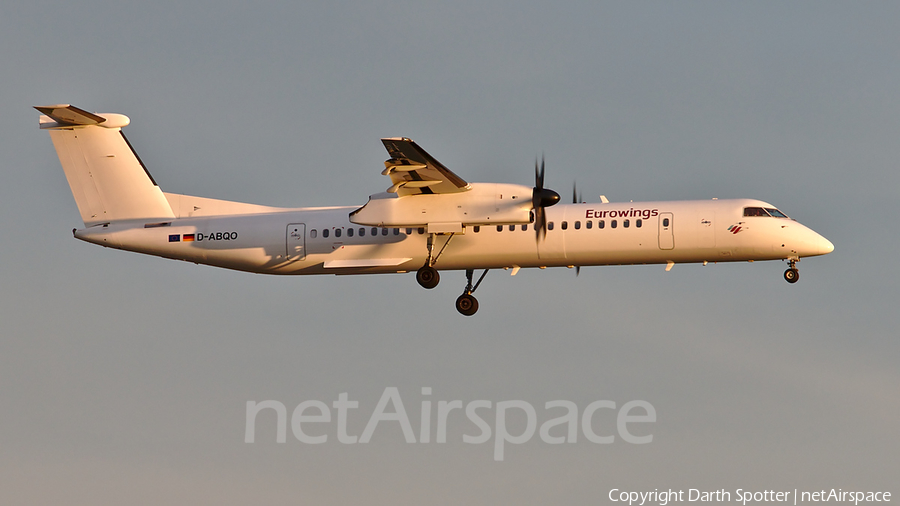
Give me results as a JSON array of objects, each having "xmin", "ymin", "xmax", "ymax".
[{"xmin": 1, "ymin": 2, "xmax": 897, "ymax": 504}]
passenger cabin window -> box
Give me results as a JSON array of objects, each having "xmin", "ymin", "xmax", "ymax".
[
  {"xmin": 310, "ymin": 229, "xmax": 317, "ymax": 238},
  {"xmin": 335, "ymin": 228, "xmax": 342, "ymax": 238},
  {"xmin": 497, "ymin": 225, "xmax": 503, "ymax": 232},
  {"xmin": 521, "ymin": 224, "xmax": 527, "ymax": 231},
  {"xmin": 743, "ymin": 207, "xmax": 769, "ymax": 217},
  {"xmin": 636, "ymin": 219, "xmax": 642, "ymax": 228},
  {"xmin": 611, "ymin": 220, "xmax": 617, "ymax": 228},
  {"xmin": 347, "ymin": 228, "xmax": 354, "ymax": 237},
  {"xmin": 586, "ymin": 220, "xmax": 592, "ymax": 229},
  {"xmin": 383, "ymin": 228, "xmax": 390, "ymax": 236},
  {"xmin": 393, "ymin": 228, "xmax": 400, "ymax": 235},
  {"xmin": 406, "ymin": 228, "xmax": 413, "ymax": 234},
  {"xmin": 359, "ymin": 228, "xmax": 365, "ymax": 236},
  {"xmin": 662, "ymin": 218, "xmax": 669, "ymax": 227},
  {"xmin": 323, "ymin": 229, "xmax": 329, "ymax": 238},
  {"xmin": 418, "ymin": 228, "xmax": 425, "ymax": 235},
  {"xmin": 623, "ymin": 219, "xmax": 630, "ymax": 228},
  {"xmin": 561, "ymin": 221, "xmax": 568, "ymax": 230},
  {"xmin": 574, "ymin": 221, "xmax": 581, "ymax": 230},
  {"xmin": 509, "ymin": 225, "xmax": 515, "ymax": 232},
  {"xmin": 473, "ymin": 226, "xmax": 480, "ymax": 233},
  {"xmin": 598, "ymin": 220, "xmax": 605, "ymax": 229},
  {"xmin": 371, "ymin": 227, "xmax": 378, "ymax": 236},
  {"xmin": 548, "ymin": 222, "xmax": 554, "ymax": 230}
]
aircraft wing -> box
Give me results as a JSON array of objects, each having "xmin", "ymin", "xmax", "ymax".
[{"xmin": 380, "ymin": 138, "xmax": 470, "ymax": 196}]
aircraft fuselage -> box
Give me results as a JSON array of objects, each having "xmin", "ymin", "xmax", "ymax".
[{"xmin": 74, "ymin": 197, "xmax": 833, "ymax": 276}]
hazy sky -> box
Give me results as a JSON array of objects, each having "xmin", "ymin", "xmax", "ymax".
[{"xmin": 1, "ymin": 2, "xmax": 897, "ymax": 504}]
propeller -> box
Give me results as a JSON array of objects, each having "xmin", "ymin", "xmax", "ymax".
[
  {"xmin": 532, "ymin": 156, "xmax": 560, "ymax": 241},
  {"xmin": 573, "ymin": 181, "xmax": 581, "ymax": 276}
]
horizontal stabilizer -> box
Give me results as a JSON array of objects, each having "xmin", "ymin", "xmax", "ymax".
[
  {"xmin": 36, "ymin": 104, "xmax": 105, "ymax": 126},
  {"xmin": 36, "ymin": 104, "xmax": 131, "ymax": 129}
]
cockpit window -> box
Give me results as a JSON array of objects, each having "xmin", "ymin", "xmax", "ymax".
[
  {"xmin": 743, "ymin": 206, "xmax": 790, "ymax": 218},
  {"xmin": 743, "ymin": 207, "xmax": 769, "ymax": 217}
]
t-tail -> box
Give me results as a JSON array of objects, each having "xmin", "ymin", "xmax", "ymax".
[{"xmin": 35, "ymin": 104, "xmax": 175, "ymax": 227}]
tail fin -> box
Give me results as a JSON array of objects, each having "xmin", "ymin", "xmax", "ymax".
[{"xmin": 36, "ymin": 104, "xmax": 175, "ymax": 226}]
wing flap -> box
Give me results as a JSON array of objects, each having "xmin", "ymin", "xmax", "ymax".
[
  {"xmin": 382, "ymin": 163, "xmax": 426, "ymax": 175},
  {"xmin": 386, "ymin": 180, "xmax": 443, "ymax": 193},
  {"xmin": 380, "ymin": 138, "xmax": 469, "ymax": 196}
]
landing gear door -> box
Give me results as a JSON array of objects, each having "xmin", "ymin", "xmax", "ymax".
[
  {"xmin": 658, "ymin": 213, "xmax": 674, "ymax": 250},
  {"xmin": 286, "ymin": 223, "xmax": 307, "ymax": 260}
]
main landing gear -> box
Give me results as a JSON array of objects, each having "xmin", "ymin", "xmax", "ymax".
[
  {"xmin": 414, "ymin": 232, "xmax": 488, "ymax": 315},
  {"xmin": 415, "ymin": 232, "xmax": 455, "ymax": 289},
  {"xmin": 783, "ymin": 258, "xmax": 799, "ymax": 284},
  {"xmin": 415, "ymin": 265, "xmax": 489, "ymax": 316},
  {"xmin": 416, "ymin": 265, "xmax": 440, "ymax": 289},
  {"xmin": 456, "ymin": 268, "xmax": 489, "ymax": 316}
]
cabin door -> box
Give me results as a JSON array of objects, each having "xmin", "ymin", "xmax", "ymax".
[
  {"xmin": 286, "ymin": 223, "xmax": 307, "ymax": 260},
  {"xmin": 658, "ymin": 213, "xmax": 674, "ymax": 250}
]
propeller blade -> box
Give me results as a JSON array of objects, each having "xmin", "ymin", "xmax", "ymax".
[
  {"xmin": 536, "ymin": 156, "xmax": 545, "ymax": 189},
  {"xmin": 572, "ymin": 181, "xmax": 583, "ymax": 204},
  {"xmin": 534, "ymin": 206, "xmax": 546, "ymax": 241},
  {"xmin": 533, "ymin": 157, "xmax": 545, "ymax": 208},
  {"xmin": 531, "ymin": 155, "xmax": 558, "ymax": 243}
]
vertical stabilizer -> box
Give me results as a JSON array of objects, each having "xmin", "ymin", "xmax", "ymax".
[{"xmin": 36, "ymin": 104, "xmax": 175, "ymax": 226}]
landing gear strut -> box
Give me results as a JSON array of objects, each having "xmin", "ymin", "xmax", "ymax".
[
  {"xmin": 415, "ymin": 233, "xmax": 456, "ymax": 289},
  {"xmin": 456, "ymin": 268, "xmax": 489, "ymax": 316},
  {"xmin": 783, "ymin": 258, "xmax": 799, "ymax": 284}
]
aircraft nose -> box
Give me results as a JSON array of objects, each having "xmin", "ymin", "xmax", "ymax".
[
  {"xmin": 818, "ymin": 235, "xmax": 835, "ymax": 255},
  {"xmin": 789, "ymin": 225, "xmax": 834, "ymax": 258},
  {"xmin": 802, "ymin": 229, "xmax": 834, "ymax": 257}
]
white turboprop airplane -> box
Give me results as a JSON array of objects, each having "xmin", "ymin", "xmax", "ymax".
[{"xmin": 37, "ymin": 104, "xmax": 834, "ymax": 315}]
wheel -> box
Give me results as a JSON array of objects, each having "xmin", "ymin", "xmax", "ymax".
[
  {"xmin": 784, "ymin": 268, "xmax": 799, "ymax": 284},
  {"xmin": 416, "ymin": 266, "xmax": 440, "ymax": 289},
  {"xmin": 456, "ymin": 293, "xmax": 479, "ymax": 316}
]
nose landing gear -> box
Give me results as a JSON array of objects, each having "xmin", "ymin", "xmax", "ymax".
[
  {"xmin": 783, "ymin": 258, "xmax": 799, "ymax": 284},
  {"xmin": 456, "ymin": 268, "xmax": 489, "ymax": 316}
]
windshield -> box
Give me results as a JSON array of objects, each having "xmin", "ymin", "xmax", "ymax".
[{"xmin": 743, "ymin": 206, "xmax": 790, "ymax": 218}]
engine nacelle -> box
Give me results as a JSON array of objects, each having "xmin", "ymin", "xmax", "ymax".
[{"xmin": 349, "ymin": 183, "xmax": 533, "ymax": 232}]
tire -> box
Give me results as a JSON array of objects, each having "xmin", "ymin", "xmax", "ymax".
[
  {"xmin": 455, "ymin": 293, "xmax": 479, "ymax": 316},
  {"xmin": 416, "ymin": 266, "xmax": 440, "ymax": 289},
  {"xmin": 784, "ymin": 268, "xmax": 799, "ymax": 284}
]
